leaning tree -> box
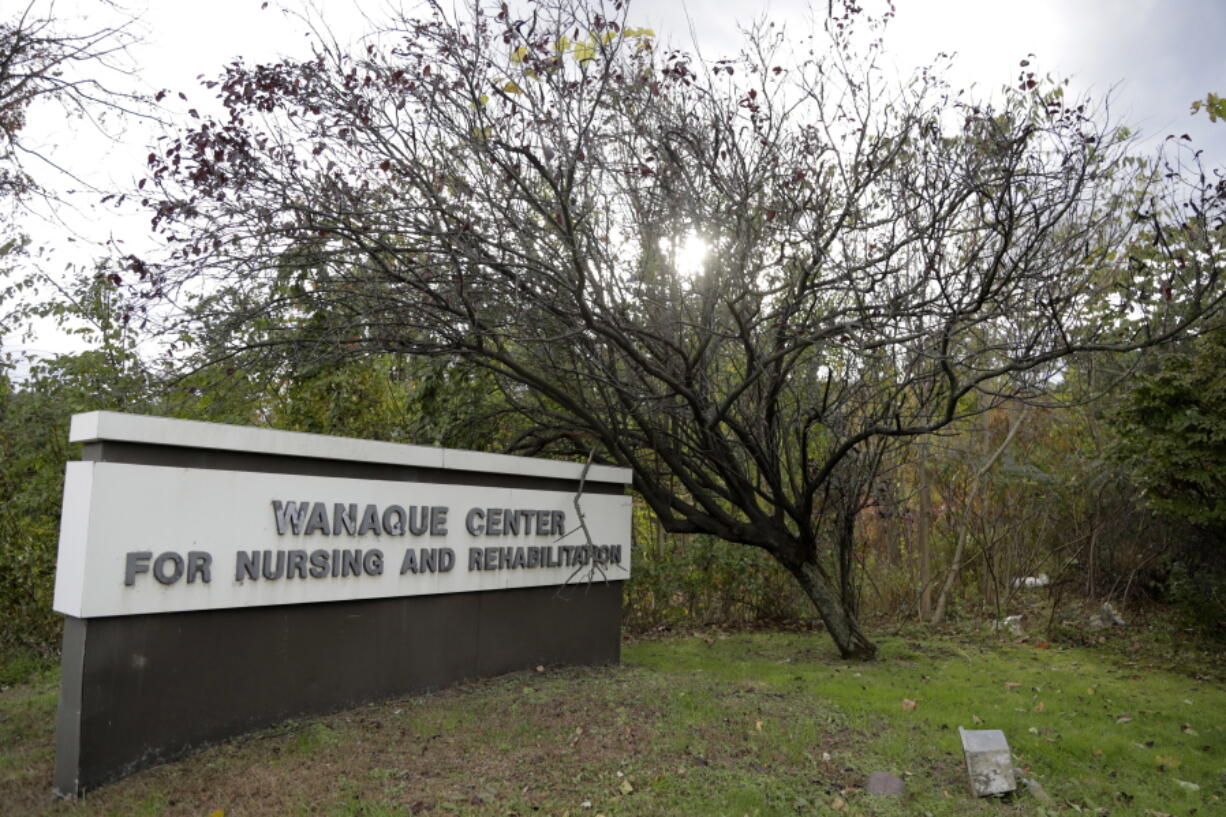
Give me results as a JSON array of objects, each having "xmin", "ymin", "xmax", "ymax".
[{"xmin": 131, "ymin": 0, "xmax": 1224, "ymax": 657}]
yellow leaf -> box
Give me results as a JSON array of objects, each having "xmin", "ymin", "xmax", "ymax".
[
  {"xmin": 209, "ymin": 811, "xmax": 225, "ymax": 817},
  {"xmin": 476, "ymin": 94, "xmax": 489, "ymax": 106},
  {"xmin": 619, "ymin": 778, "xmax": 634, "ymax": 795},
  {"xmin": 755, "ymin": 719, "xmax": 763, "ymax": 731},
  {"xmin": 502, "ymin": 81, "xmax": 523, "ymax": 94},
  {"xmin": 1155, "ymin": 755, "xmax": 1181, "ymax": 768},
  {"xmin": 510, "ymin": 46, "xmax": 528, "ymax": 64},
  {"xmin": 1033, "ymin": 700, "xmax": 1046, "ymax": 712},
  {"xmin": 554, "ymin": 36, "xmax": 570, "ymax": 54},
  {"xmin": 900, "ymin": 698, "xmax": 917, "ymax": 711},
  {"xmin": 573, "ymin": 40, "xmax": 596, "ymax": 62}
]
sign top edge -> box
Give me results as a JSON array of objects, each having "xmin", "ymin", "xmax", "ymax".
[{"xmin": 68, "ymin": 411, "xmax": 633, "ymax": 485}]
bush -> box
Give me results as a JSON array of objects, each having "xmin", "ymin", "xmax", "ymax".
[{"xmin": 624, "ymin": 519, "xmax": 816, "ymax": 632}]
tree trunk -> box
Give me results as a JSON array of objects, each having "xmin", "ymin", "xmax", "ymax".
[
  {"xmin": 917, "ymin": 453, "xmax": 933, "ymax": 620},
  {"xmin": 791, "ymin": 560, "xmax": 878, "ymax": 659}
]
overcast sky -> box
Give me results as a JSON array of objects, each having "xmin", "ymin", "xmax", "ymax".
[{"xmin": 7, "ymin": 0, "xmax": 1225, "ymax": 359}]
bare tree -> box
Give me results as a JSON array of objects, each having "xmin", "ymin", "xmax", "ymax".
[
  {"xmin": 1, "ymin": 1, "xmax": 143, "ymax": 208},
  {"xmin": 132, "ymin": 0, "xmax": 1225, "ymax": 658}
]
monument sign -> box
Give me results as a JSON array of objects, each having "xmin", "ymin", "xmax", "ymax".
[{"xmin": 52, "ymin": 412, "xmax": 632, "ymax": 796}]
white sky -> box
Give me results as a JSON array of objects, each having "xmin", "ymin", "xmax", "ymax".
[{"xmin": 6, "ymin": 0, "xmax": 1225, "ymax": 359}]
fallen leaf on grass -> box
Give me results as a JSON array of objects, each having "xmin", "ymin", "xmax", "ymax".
[
  {"xmin": 901, "ymin": 698, "xmax": 917, "ymax": 711},
  {"xmin": 1155, "ymin": 755, "xmax": 1181, "ymax": 768},
  {"xmin": 1033, "ymin": 700, "xmax": 1046, "ymax": 712},
  {"xmin": 619, "ymin": 779, "xmax": 634, "ymax": 795},
  {"xmin": 1145, "ymin": 811, "xmax": 1173, "ymax": 817},
  {"xmin": 1005, "ymin": 682, "xmax": 1021, "ymax": 690},
  {"xmin": 1175, "ymin": 779, "xmax": 1200, "ymax": 792},
  {"xmin": 1115, "ymin": 714, "xmax": 1133, "ymax": 724},
  {"xmin": 1034, "ymin": 641, "xmax": 1051, "ymax": 649},
  {"xmin": 972, "ymin": 715, "xmax": 983, "ymax": 724},
  {"xmin": 1180, "ymin": 723, "xmax": 1199, "ymax": 736},
  {"xmin": 830, "ymin": 796, "xmax": 848, "ymax": 811},
  {"xmin": 209, "ymin": 811, "xmax": 224, "ymax": 817},
  {"xmin": 755, "ymin": 719, "xmax": 763, "ymax": 731}
]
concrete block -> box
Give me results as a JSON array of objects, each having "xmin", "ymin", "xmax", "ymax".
[
  {"xmin": 958, "ymin": 727, "xmax": 1016, "ymax": 797},
  {"xmin": 866, "ymin": 771, "xmax": 904, "ymax": 796}
]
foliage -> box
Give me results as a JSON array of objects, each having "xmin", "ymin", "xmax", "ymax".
[
  {"xmin": 126, "ymin": 0, "xmax": 1226, "ymax": 659},
  {"xmin": 624, "ymin": 503, "xmax": 815, "ymax": 631},
  {"xmin": 1191, "ymin": 92, "xmax": 1226, "ymax": 123},
  {"xmin": 0, "ymin": 268, "xmax": 154, "ymax": 652},
  {"xmin": 0, "ymin": 364, "xmax": 65, "ymax": 652},
  {"xmin": 1161, "ymin": 547, "xmax": 1226, "ymax": 640},
  {"xmin": 1109, "ymin": 327, "xmax": 1226, "ymax": 636},
  {"xmin": 265, "ymin": 354, "xmax": 527, "ymax": 451},
  {"xmin": 1113, "ymin": 328, "xmax": 1226, "ymax": 528},
  {"xmin": 924, "ymin": 403, "xmax": 1170, "ymax": 615},
  {"xmin": 0, "ymin": 353, "xmax": 149, "ymax": 652}
]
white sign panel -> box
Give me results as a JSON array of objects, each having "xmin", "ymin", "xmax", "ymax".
[{"xmin": 54, "ymin": 461, "xmax": 632, "ymax": 618}]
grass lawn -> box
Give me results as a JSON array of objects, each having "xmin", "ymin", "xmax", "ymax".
[{"xmin": 1, "ymin": 626, "xmax": 1223, "ymax": 816}]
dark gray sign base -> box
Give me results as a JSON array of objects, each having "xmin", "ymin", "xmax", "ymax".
[{"xmin": 54, "ymin": 581, "xmax": 623, "ymax": 797}]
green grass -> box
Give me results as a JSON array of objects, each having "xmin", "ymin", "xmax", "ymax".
[
  {"xmin": 631, "ymin": 631, "xmax": 1226, "ymax": 815},
  {"xmin": 1, "ymin": 628, "xmax": 1223, "ymax": 816},
  {"xmin": 0, "ymin": 645, "xmax": 56, "ymax": 688}
]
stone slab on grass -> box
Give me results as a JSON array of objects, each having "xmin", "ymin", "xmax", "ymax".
[
  {"xmin": 959, "ymin": 727, "xmax": 1017, "ymax": 797},
  {"xmin": 866, "ymin": 771, "xmax": 904, "ymax": 796}
]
